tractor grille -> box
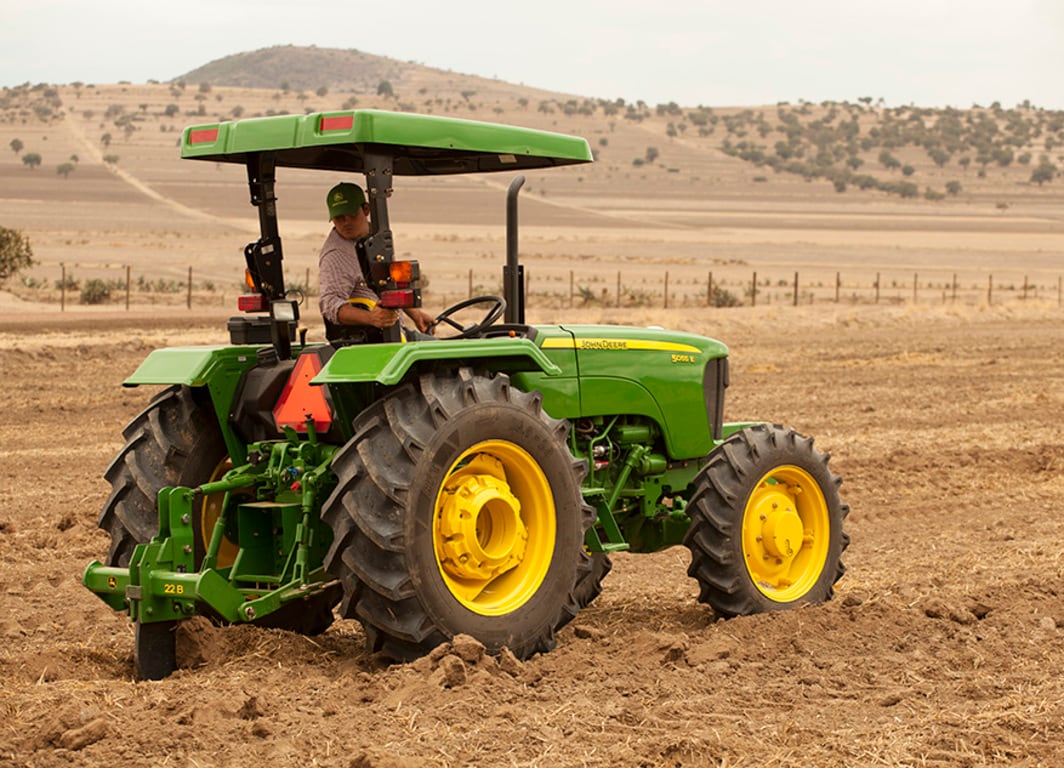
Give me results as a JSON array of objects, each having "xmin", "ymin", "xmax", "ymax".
[{"xmin": 703, "ymin": 357, "xmax": 729, "ymax": 442}]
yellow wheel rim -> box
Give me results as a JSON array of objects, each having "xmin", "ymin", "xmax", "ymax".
[
  {"xmin": 433, "ymin": 440, "xmax": 556, "ymax": 616},
  {"xmin": 200, "ymin": 457, "xmax": 239, "ymax": 568},
  {"xmin": 742, "ymin": 465, "xmax": 830, "ymax": 602}
]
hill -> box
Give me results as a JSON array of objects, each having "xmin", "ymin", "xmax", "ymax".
[{"xmin": 177, "ymin": 45, "xmax": 572, "ymax": 104}]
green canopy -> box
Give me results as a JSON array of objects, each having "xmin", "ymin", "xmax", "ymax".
[{"xmin": 181, "ymin": 109, "xmax": 593, "ymax": 175}]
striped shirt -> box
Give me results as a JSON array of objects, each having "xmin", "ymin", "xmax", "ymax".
[{"xmin": 317, "ymin": 227, "xmax": 378, "ymax": 324}]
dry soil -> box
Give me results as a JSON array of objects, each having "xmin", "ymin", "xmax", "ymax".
[{"xmin": 0, "ymin": 303, "xmax": 1061, "ymax": 768}]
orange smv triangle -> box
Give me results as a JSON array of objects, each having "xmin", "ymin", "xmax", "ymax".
[{"xmin": 272, "ymin": 353, "xmax": 333, "ymax": 433}]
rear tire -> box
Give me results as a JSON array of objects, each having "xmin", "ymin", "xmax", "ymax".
[
  {"xmin": 683, "ymin": 423, "xmax": 849, "ymax": 617},
  {"xmin": 322, "ymin": 369, "xmax": 593, "ymax": 661},
  {"xmin": 100, "ymin": 386, "xmax": 227, "ymax": 567},
  {"xmin": 574, "ymin": 553, "xmax": 613, "ymax": 608},
  {"xmin": 98, "ymin": 384, "xmax": 338, "ymax": 643}
]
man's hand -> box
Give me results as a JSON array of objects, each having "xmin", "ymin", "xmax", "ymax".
[{"xmin": 404, "ymin": 307, "xmax": 437, "ymax": 334}]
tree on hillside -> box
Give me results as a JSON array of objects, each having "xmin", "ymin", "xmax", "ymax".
[
  {"xmin": 21, "ymin": 153, "xmax": 42, "ymax": 169},
  {"xmin": 878, "ymin": 150, "xmax": 901, "ymax": 171},
  {"xmin": 377, "ymin": 80, "xmax": 394, "ymax": 98},
  {"xmin": 1030, "ymin": 157, "xmax": 1057, "ymax": 186},
  {"xmin": 0, "ymin": 226, "xmax": 35, "ymax": 284},
  {"xmin": 56, "ymin": 162, "xmax": 75, "ymax": 178},
  {"xmin": 9, "ymin": 138, "xmax": 23, "ymax": 155}
]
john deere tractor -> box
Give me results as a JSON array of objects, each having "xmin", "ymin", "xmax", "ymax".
[{"xmin": 83, "ymin": 109, "xmax": 849, "ymax": 679}]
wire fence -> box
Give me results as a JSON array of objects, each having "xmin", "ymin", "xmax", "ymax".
[
  {"xmin": 10, "ymin": 261, "xmax": 1064, "ymax": 311},
  {"xmin": 449, "ymin": 267, "xmax": 1063, "ymax": 310}
]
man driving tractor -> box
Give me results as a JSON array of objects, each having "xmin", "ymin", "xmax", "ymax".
[{"xmin": 318, "ymin": 181, "xmax": 436, "ymax": 342}]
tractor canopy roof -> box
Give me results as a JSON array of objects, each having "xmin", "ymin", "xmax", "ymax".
[{"xmin": 180, "ymin": 109, "xmax": 594, "ymax": 175}]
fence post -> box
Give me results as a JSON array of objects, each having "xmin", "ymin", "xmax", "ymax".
[
  {"xmin": 951, "ymin": 273, "xmax": 957, "ymax": 303},
  {"xmin": 988, "ymin": 274, "xmax": 993, "ymax": 306},
  {"xmin": 1059, "ymin": 276, "xmax": 1062, "ymax": 308},
  {"xmin": 60, "ymin": 263, "xmax": 66, "ymax": 312},
  {"xmin": 912, "ymin": 272, "xmax": 917, "ymax": 304},
  {"xmin": 306, "ymin": 267, "xmax": 311, "ymax": 294},
  {"xmin": 793, "ymin": 271, "xmax": 798, "ymax": 307},
  {"xmin": 875, "ymin": 272, "xmax": 880, "ymax": 304},
  {"xmin": 664, "ymin": 271, "xmax": 669, "ymax": 309},
  {"xmin": 187, "ymin": 266, "xmax": 192, "ymax": 309},
  {"xmin": 707, "ymin": 271, "xmax": 713, "ymax": 307},
  {"xmin": 616, "ymin": 271, "xmax": 621, "ymax": 308},
  {"xmin": 835, "ymin": 272, "xmax": 840, "ymax": 303},
  {"xmin": 751, "ymin": 271, "xmax": 757, "ymax": 307},
  {"xmin": 1023, "ymin": 275, "xmax": 1029, "ymax": 301},
  {"xmin": 126, "ymin": 265, "xmax": 131, "ymax": 310},
  {"xmin": 569, "ymin": 270, "xmax": 574, "ymax": 307},
  {"xmin": 468, "ymin": 268, "xmax": 473, "ymax": 299}
]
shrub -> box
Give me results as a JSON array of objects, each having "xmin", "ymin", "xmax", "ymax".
[
  {"xmin": 710, "ymin": 285, "xmax": 741, "ymax": 307},
  {"xmin": 80, "ymin": 279, "xmax": 111, "ymax": 304}
]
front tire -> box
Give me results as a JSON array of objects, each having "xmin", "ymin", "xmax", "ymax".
[
  {"xmin": 322, "ymin": 369, "xmax": 593, "ymax": 661},
  {"xmin": 683, "ymin": 423, "xmax": 849, "ymax": 617}
]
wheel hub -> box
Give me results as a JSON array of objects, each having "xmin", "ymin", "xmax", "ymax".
[
  {"xmin": 432, "ymin": 442, "xmax": 556, "ymax": 616},
  {"xmin": 758, "ymin": 495, "xmax": 804, "ymax": 560},
  {"xmin": 437, "ymin": 472, "xmax": 527, "ymax": 581}
]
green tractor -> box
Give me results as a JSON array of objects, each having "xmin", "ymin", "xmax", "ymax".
[{"xmin": 83, "ymin": 109, "xmax": 850, "ymax": 679}]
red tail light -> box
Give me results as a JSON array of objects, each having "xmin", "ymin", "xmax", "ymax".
[
  {"xmin": 188, "ymin": 127, "xmax": 219, "ymax": 144},
  {"xmin": 237, "ymin": 294, "xmax": 269, "ymax": 312},
  {"xmin": 378, "ymin": 289, "xmax": 418, "ymax": 308}
]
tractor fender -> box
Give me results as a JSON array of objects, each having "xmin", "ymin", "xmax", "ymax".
[
  {"xmin": 311, "ymin": 337, "xmax": 563, "ymax": 386},
  {"xmin": 122, "ymin": 346, "xmax": 264, "ymax": 388}
]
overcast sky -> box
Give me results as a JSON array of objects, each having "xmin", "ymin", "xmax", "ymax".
[{"xmin": 4, "ymin": 0, "xmax": 1063, "ymax": 110}]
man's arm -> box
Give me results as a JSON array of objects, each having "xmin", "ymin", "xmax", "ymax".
[{"xmin": 339, "ymin": 302, "xmax": 400, "ymax": 328}]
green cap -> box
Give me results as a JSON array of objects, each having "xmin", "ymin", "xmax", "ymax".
[{"xmin": 326, "ymin": 182, "xmax": 366, "ymax": 219}]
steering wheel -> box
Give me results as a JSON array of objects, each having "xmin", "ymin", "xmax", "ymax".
[{"xmin": 432, "ymin": 295, "xmax": 506, "ymax": 339}]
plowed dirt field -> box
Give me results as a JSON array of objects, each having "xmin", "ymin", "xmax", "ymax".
[{"xmin": 1, "ymin": 303, "xmax": 1061, "ymax": 768}]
